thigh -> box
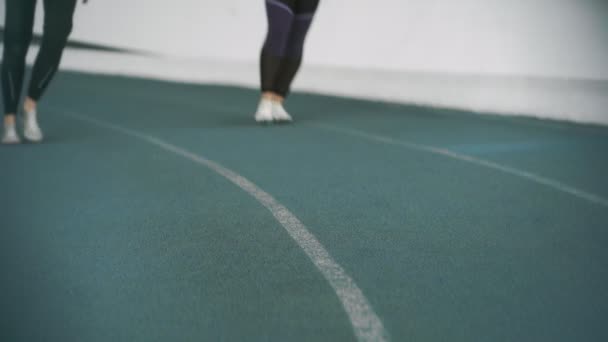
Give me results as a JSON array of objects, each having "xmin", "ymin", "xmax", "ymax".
[
  {"xmin": 41, "ymin": 0, "xmax": 77, "ymax": 35},
  {"xmin": 294, "ymin": 0, "xmax": 319, "ymax": 14},
  {"xmin": 3, "ymin": 0, "xmax": 36, "ymax": 40},
  {"xmin": 267, "ymin": 0, "xmax": 297, "ymax": 11}
]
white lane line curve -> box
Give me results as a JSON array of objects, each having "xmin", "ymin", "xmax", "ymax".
[
  {"xmin": 316, "ymin": 123, "xmax": 608, "ymax": 208},
  {"xmin": 56, "ymin": 108, "xmax": 389, "ymax": 342}
]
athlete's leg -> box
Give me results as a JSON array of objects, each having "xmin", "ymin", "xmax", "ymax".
[
  {"xmin": 26, "ymin": 0, "xmax": 77, "ymax": 107},
  {"xmin": 273, "ymin": 0, "xmax": 319, "ymax": 98},
  {"xmin": 1, "ymin": 0, "xmax": 36, "ymax": 143},
  {"xmin": 1, "ymin": 0, "xmax": 36, "ymax": 117},
  {"xmin": 256, "ymin": 0, "xmax": 297, "ymax": 122},
  {"xmin": 256, "ymin": 0, "xmax": 318, "ymax": 123},
  {"xmin": 260, "ymin": 0, "xmax": 296, "ymax": 98},
  {"xmin": 21, "ymin": 0, "xmax": 77, "ymax": 142}
]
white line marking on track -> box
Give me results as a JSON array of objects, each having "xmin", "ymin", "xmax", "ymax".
[
  {"xmin": 55, "ymin": 108, "xmax": 389, "ymax": 342},
  {"xmin": 316, "ymin": 124, "xmax": 608, "ymax": 208}
]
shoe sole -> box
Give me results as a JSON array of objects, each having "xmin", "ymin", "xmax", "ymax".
[
  {"xmin": 23, "ymin": 133, "xmax": 43, "ymax": 143},
  {"xmin": 273, "ymin": 117, "xmax": 293, "ymax": 124},
  {"xmin": 23, "ymin": 126, "xmax": 43, "ymax": 142},
  {"xmin": 256, "ymin": 119, "xmax": 292, "ymax": 125},
  {"xmin": 255, "ymin": 115, "xmax": 274, "ymax": 124},
  {"xmin": 255, "ymin": 115, "xmax": 292, "ymax": 124}
]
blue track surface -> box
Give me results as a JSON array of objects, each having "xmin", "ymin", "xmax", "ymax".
[{"xmin": 1, "ymin": 71, "xmax": 607, "ymax": 341}]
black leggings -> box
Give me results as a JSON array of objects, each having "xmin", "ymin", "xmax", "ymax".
[
  {"xmin": 2, "ymin": 0, "xmax": 77, "ymax": 115},
  {"xmin": 260, "ymin": 0, "xmax": 319, "ymax": 97}
]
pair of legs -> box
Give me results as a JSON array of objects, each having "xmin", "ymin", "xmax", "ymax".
[
  {"xmin": 256, "ymin": 0, "xmax": 320, "ymax": 122},
  {"xmin": 1, "ymin": 0, "xmax": 77, "ymax": 142}
]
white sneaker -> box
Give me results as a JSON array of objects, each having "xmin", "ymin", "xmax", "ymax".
[
  {"xmin": 23, "ymin": 109, "xmax": 43, "ymax": 142},
  {"xmin": 1, "ymin": 122, "xmax": 21, "ymax": 144},
  {"xmin": 254, "ymin": 98, "xmax": 274, "ymax": 123},
  {"xmin": 272, "ymin": 102, "xmax": 293, "ymax": 123}
]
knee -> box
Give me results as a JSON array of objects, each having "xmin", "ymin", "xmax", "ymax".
[
  {"xmin": 284, "ymin": 19, "xmax": 313, "ymax": 57},
  {"xmin": 2, "ymin": 34, "xmax": 32, "ymax": 61},
  {"xmin": 43, "ymin": 21, "xmax": 73, "ymax": 46},
  {"xmin": 264, "ymin": 27, "xmax": 292, "ymax": 56},
  {"xmin": 60, "ymin": 21, "xmax": 74, "ymax": 39},
  {"xmin": 264, "ymin": 0, "xmax": 296, "ymax": 56}
]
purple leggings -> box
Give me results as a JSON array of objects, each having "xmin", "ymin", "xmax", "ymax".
[{"xmin": 260, "ymin": 0, "xmax": 320, "ymax": 97}]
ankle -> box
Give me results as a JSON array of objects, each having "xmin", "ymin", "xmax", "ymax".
[
  {"xmin": 273, "ymin": 94, "xmax": 284, "ymax": 104},
  {"xmin": 262, "ymin": 92, "xmax": 275, "ymax": 102},
  {"xmin": 4, "ymin": 114, "xmax": 16, "ymax": 126},
  {"xmin": 24, "ymin": 97, "xmax": 37, "ymax": 113},
  {"xmin": 261, "ymin": 92, "xmax": 285, "ymax": 104}
]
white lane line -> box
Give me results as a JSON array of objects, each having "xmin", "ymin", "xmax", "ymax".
[
  {"xmin": 315, "ymin": 124, "xmax": 608, "ymax": 208},
  {"xmin": 55, "ymin": 108, "xmax": 389, "ymax": 342}
]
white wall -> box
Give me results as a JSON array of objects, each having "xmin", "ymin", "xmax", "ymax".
[
  {"xmin": 2, "ymin": 1, "xmax": 608, "ymax": 124},
  {"xmin": 54, "ymin": 0, "xmax": 608, "ymax": 80}
]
